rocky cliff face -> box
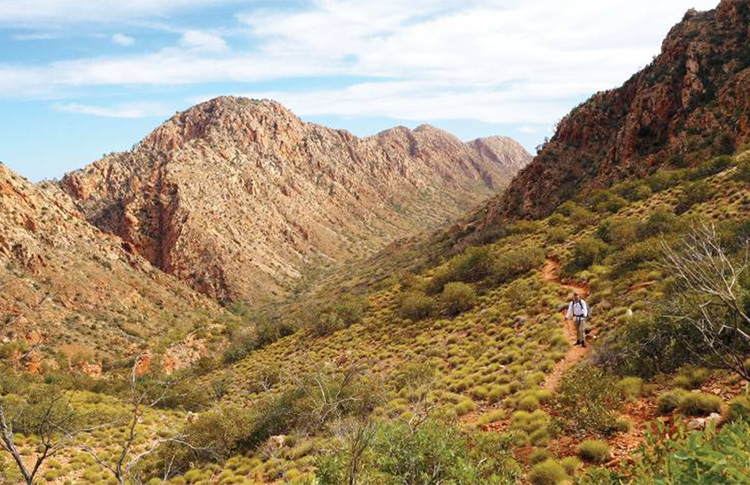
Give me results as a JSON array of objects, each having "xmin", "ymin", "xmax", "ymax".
[
  {"xmin": 0, "ymin": 162, "xmax": 226, "ymax": 371},
  {"xmin": 61, "ymin": 97, "xmax": 530, "ymax": 303},
  {"xmin": 481, "ymin": 0, "xmax": 750, "ymax": 223}
]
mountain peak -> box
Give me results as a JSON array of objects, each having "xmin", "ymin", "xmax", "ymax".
[
  {"xmin": 478, "ymin": 0, "xmax": 750, "ymax": 224},
  {"xmin": 61, "ymin": 101, "xmax": 530, "ymax": 302}
]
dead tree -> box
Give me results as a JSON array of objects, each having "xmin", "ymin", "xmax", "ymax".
[
  {"xmin": 78, "ymin": 356, "xmax": 196, "ymax": 485},
  {"xmin": 661, "ymin": 224, "xmax": 750, "ymax": 383},
  {"xmin": 0, "ymin": 389, "xmax": 77, "ymax": 485}
]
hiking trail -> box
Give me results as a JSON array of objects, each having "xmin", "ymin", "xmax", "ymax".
[{"xmin": 541, "ymin": 258, "xmax": 591, "ymax": 392}]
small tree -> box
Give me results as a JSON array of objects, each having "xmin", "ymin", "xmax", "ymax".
[
  {"xmin": 78, "ymin": 357, "xmax": 197, "ymax": 484},
  {"xmin": 0, "ymin": 387, "xmax": 77, "ymax": 485},
  {"xmin": 661, "ymin": 224, "xmax": 750, "ymax": 383}
]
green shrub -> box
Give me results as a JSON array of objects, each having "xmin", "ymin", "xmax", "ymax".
[
  {"xmin": 546, "ymin": 227, "xmax": 569, "ymax": 244},
  {"xmin": 398, "ymin": 292, "xmax": 435, "ymax": 321},
  {"xmin": 491, "ymin": 248, "xmax": 545, "ymax": 284},
  {"xmin": 348, "ymin": 419, "xmax": 522, "ymax": 485},
  {"xmin": 518, "ymin": 395, "xmax": 540, "ymax": 412},
  {"xmin": 689, "ymin": 155, "xmax": 732, "ymax": 180},
  {"xmin": 674, "ymin": 180, "xmax": 714, "ymax": 215},
  {"xmin": 551, "ymin": 364, "xmax": 621, "ymax": 437},
  {"xmin": 646, "ymin": 169, "xmax": 681, "ymax": 193},
  {"xmin": 529, "ymin": 459, "xmax": 568, "ymax": 485},
  {"xmin": 441, "ymin": 282, "xmax": 477, "ymax": 316},
  {"xmin": 678, "ymin": 393, "xmax": 721, "ymax": 417},
  {"xmin": 628, "ymin": 416, "xmax": 750, "ymax": 483},
  {"xmin": 657, "ymin": 389, "xmax": 688, "ymax": 414},
  {"xmin": 529, "ymin": 449, "xmax": 555, "ymax": 465},
  {"xmin": 588, "ymin": 190, "xmax": 628, "ymax": 214},
  {"xmin": 672, "ymin": 366, "xmax": 710, "ymax": 390},
  {"xmin": 734, "ymin": 160, "xmax": 750, "ymax": 183},
  {"xmin": 560, "ymin": 456, "xmax": 582, "ymax": 475},
  {"xmin": 617, "ymin": 377, "xmax": 643, "ymax": 400},
  {"xmin": 597, "ymin": 218, "xmax": 638, "ymax": 248},
  {"xmin": 578, "ymin": 440, "xmax": 610, "ymax": 463},
  {"xmin": 727, "ymin": 395, "xmax": 750, "ymax": 422},
  {"xmin": 614, "ymin": 180, "xmax": 652, "ymax": 202},
  {"xmin": 568, "ymin": 238, "xmax": 609, "ymax": 272}
]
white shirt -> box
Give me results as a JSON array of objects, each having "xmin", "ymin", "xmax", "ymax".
[{"xmin": 566, "ymin": 299, "xmax": 588, "ymax": 319}]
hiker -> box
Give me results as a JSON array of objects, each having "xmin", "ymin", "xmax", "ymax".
[{"xmin": 566, "ymin": 292, "xmax": 589, "ymax": 347}]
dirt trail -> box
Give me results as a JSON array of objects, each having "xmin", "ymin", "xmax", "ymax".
[{"xmin": 541, "ymin": 258, "xmax": 591, "ymax": 392}]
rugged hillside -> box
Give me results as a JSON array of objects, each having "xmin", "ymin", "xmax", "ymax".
[
  {"xmin": 0, "ymin": 162, "xmax": 229, "ymax": 372},
  {"xmin": 480, "ymin": 0, "xmax": 750, "ymax": 224},
  {"xmin": 60, "ymin": 97, "xmax": 531, "ymax": 303}
]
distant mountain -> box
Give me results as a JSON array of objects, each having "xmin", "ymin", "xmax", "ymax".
[
  {"xmin": 479, "ymin": 0, "xmax": 750, "ymax": 225},
  {"xmin": 61, "ymin": 97, "xmax": 531, "ymax": 303},
  {"xmin": 0, "ymin": 162, "xmax": 226, "ymax": 372}
]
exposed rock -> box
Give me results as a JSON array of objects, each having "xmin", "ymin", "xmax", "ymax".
[
  {"xmin": 61, "ymin": 97, "xmax": 531, "ymax": 303},
  {"xmin": 0, "ymin": 162, "xmax": 228, "ymax": 364},
  {"xmin": 478, "ymin": 0, "xmax": 750, "ymax": 224}
]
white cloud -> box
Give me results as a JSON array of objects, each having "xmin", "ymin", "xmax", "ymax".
[
  {"xmin": 112, "ymin": 33, "xmax": 135, "ymax": 46},
  {"xmin": 180, "ymin": 31, "xmax": 227, "ymax": 52},
  {"xmin": 0, "ymin": 0, "xmax": 721, "ymax": 126},
  {"xmin": 0, "ymin": 0, "xmax": 238, "ymax": 25},
  {"xmin": 53, "ymin": 101, "xmax": 171, "ymax": 118}
]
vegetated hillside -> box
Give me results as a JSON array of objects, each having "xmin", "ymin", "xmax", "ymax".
[
  {"xmin": 0, "ymin": 162, "xmax": 231, "ymax": 374},
  {"xmin": 60, "ymin": 97, "xmax": 531, "ymax": 304},
  {"xmin": 8, "ymin": 149, "xmax": 747, "ymax": 484},
  {"xmin": 175, "ymin": 150, "xmax": 750, "ymax": 484},
  {"xmin": 0, "ymin": 152, "xmax": 750, "ymax": 485},
  {"xmin": 479, "ymin": 0, "xmax": 750, "ymax": 224}
]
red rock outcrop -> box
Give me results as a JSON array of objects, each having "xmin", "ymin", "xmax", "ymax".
[
  {"xmin": 0, "ymin": 162, "xmax": 226, "ymax": 365},
  {"xmin": 61, "ymin": 97, "xmax": 531, "ymax": 303},
  {"xmin": 479, "ymin": 0, "xmax": 750, "ymax": 224}
]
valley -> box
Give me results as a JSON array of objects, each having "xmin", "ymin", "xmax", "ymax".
[{"xmin": 2, "ymin": 1, "xmax": 750, "ymax": 484}]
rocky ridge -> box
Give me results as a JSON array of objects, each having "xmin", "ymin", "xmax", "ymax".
[
  {"xmin": 479, "ymin": 0, "xmax": 750, "ymax": 225},
  {"xmin": 61, "ymin": 97, "xmax": 531, "ymax": 303},
  {"xmin": 0, "ymin": 162, "xmax": 226, "ymax": 371}
]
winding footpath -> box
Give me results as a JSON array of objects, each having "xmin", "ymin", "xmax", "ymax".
[{"xmin": 541, "ymin": 258, "xmax": 591, "ymax": 392}]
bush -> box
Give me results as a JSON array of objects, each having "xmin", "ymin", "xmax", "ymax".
[
  {"xmin": 727, "ymin": 395, "xmax": 750, "ymax": 422},
  {"xmin": 354, "ymin": 419, "xmax": 521, "ymax": 485},
  {"xmin": 617, "ymin": 377, "xmax": 643, "ymax": 400},
  {"xmin": 646, "ymin": 169, "xmax": 681, "ymax": 193},
  {"xmin": 678, "ymin": 393, "xmax": 721, "ymax": 417},
  {"xmin": 628, "ymin": 417, "xmax": 750, "ymax": 483},
  {"xmin": 734, "ymin": 160, "xmax": 750, "ymax": 183},
  {"xmin": 529, "ymin": 449, "xmax": 555, "ymax": 465},
  {"xmin": 657, "ymin": 389, "xmax": 688, "ymax": 414},
  {"xmin": 588, "ymin": 190, "xmax": 628, "ymax": 214},
  {"xmin": 672, "ymin": 366, "xmax": 711, "ymax": 390},
  {"xmin": 428, "ymin": 247, "xmax": 495, "ymax": 293},
  {"xmin": 637, "ymin": 209, "xmax": 679, "ymax": 239},
  {"xmin": 546, "ymin": 227, "xmax": 569, "ymax": 244},
  {"xmin": 490, "ymin": 248, "xmax": 545, "ymax": 285},
  {"xmin": 551, "ymin": 364, "xmax": 621, "ymax": 437},
  {"xmin": 674, "ymin": 180, "xmax": 714, "ymax": 215},
  {"xmin": 556, "ymin": 202, "xmax": 595, "ymax": 231},
  {"xmin": 568, "ymin": 238, "xmax": 609, "ymax": 273},
  {"xmin": 614, "ymin": 180, "xmax": 652, "ymax": 202},
  {"xmin": 398, "ymin": 292, "xmax": 435, "ymax": 321},
  {"xmin": 578, "ymin": 440, "xmax": 611, "ymax": 463},
  {"xmin": 441, "ymin": 282, "xmax": 477, "ymax": 316},
  {"xmin": 594, "ymin": 315, "xmax": 694, "ymax": 379},
  {"xmin": 560, "ymin": 456, "xmax": 582, "ymax": 475},
  {"xmin": 689, "ymin": 155, "xmax": 732, "ymax": 180},
  {"xmin": 529, "ymin": 460, "xmax": 568, "ymax": 485}
]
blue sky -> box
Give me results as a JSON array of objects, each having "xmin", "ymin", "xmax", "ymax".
[{"xmin": 0, "ymin": 0, "xmax": 718, "ymax": 181}]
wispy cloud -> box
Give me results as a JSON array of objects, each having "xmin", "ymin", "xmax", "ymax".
[
  {"xmin": 52, "ymin": 101, "xmax": 171, "ymax": 118},
  {"xmin": 0, "ymin": 0, "xmax": 239, "ymax": 25},
  {"xmin": 180, "ymin": 30, "xmax": 227, "ymax": 52},
  {"xmin": 112, "ymin": 33, "xmax": 135, "ymax": 46},
  {"xmin": 0, "ymin": 0, "xmax": 719, "ymax": 126}
]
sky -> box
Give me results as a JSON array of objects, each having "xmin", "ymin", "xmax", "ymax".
[{"xmin": 0, "ymin": 0, "xmax": 719, "ymax": 181}]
